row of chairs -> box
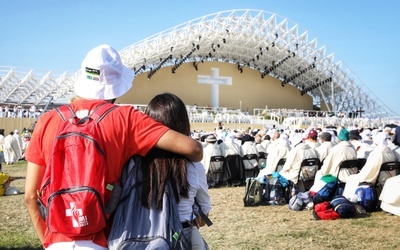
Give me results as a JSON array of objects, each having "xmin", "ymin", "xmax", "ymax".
[
  {"xmin": 337, "ymin": 159, "xmax": 400, "ymax": 190},
  {"xmin": 294, "ymin": 158, "xmax": 400, "ymax": 193},
  {"xmin": 207, "ymin": 151, "xmax": 400, "ymax": 191},
  {"xmin": 207, "ymin": 153, "xmax": 269, "ymax": 187}
]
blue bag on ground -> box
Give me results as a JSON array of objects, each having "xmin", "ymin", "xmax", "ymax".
[
  {"xmin": 355, "ymin": 182, "xmax": 377, "ymax": 213},
  {"xmin": 330, "ymin": 195, "xmax": 356, "ymax": 218},
  {"xmin": 312, "ymin": 178, "xmax": 338, "ymax": 204},
  {"xmin": 268, "ymin": 172, "xmax": 287, "ymax": 205}
]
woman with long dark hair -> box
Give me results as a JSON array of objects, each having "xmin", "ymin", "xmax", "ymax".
[{"xmin": 142, "ymin": 92, "xmax": 211, "ymax": 249}]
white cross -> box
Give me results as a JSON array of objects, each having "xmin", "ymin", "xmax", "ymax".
[
  {"xmin": 198, "ymin": 68, "xmax": 232, "ymax": 107},
  {"xmin": 66, "ymin": 202, "xmax": 88, "ymax": 228}
]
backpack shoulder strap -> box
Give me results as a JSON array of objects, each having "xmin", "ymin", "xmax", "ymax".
[
  {"xmin": 90, "ymin": 102, "xmax": 119, "ymax": 123},
  {"xmin": 56, "ymin": 105, "xmax": 76, "ymax": 121},
  {"xmin": 194, "ymin": 198, "xmax": 213, "ymax": 226}
]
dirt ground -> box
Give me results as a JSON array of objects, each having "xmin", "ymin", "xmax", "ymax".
[{"xmin": 1, "ymin": 162, "xmax": 399, "ymax": 250}]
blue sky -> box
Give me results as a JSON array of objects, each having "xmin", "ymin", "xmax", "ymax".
[{"xmin": 2, "ymin": 1, "xmax": 400, "ymax": 115}]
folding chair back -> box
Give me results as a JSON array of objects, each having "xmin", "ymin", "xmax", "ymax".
[
  {"xmin": 258, "ymin": 152, "xmax": 267, "ymax": 169},
  {"xmin": 377, "ymin": 161, "xmax": 400, "ymax": 186},
  {"xmin": 242, "ymin": 154, "xmax": 259, "ymax": 178},
  {"xmin": 298, "ymin": 158, "xmax": 320, "ymax": 192},
  {"xmin": 209, "ymin": 155, "xmax": 225, "ymax": 173},
  {"xmin": 337, "ymin": 159, "xmax": 359, "ymax": 184},
  {"xmin": 276, "ymin": 158, "xmax": 286, "ymax": 173}
]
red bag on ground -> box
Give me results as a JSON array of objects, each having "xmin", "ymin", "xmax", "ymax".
[{"xmin": 313, "ymin": 201, "xmax": 340, "ymax": 220}]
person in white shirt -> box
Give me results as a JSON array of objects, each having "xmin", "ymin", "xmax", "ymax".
[
  {"xmin": 315, "ymin": 132, "xmax": 334, "ymax": 163},
  {"xmin": 305, "ymin": 129, "xmax": 321, "ymax": 149},
  {"xmin": 315, "ymin": 128, "xmax": 358, "ymax": 183},
  {"xmin": 279, "ymin": 142, "xmax": 319, "ymax": 184},
  {"xmin": 258, "ymin": 133, "xmax": 291, "ymax": 177},
  {"xmin": 343, "ymin": 132, "xmax": 397, "ymax": 200},
  {"xmin": 141, "ymin": 93, "xmax": 211, "ymax": 249},
  {"xmin": 201, "ymin": 135, "xmax": 222, "ymax": 174},
  {"xmin": 260, "ymin": 134, "xmax": 271, "ymax": 153},
  {"xmin": 240, "ymin": 134, "xmax": 259, "ymax": 170}
]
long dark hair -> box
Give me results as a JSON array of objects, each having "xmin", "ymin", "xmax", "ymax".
[{"xmin": 141, "ymin": 93, "xmax": 191, "ymax": 209}]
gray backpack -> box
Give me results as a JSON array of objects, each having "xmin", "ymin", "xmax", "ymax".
[{"xmin": 107, "ymin": 156, "xmax": 191, "ymax": 250}]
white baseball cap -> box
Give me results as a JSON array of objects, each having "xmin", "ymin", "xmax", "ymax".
[{"xmin": 74, "ymin": 44, "xmax": 134, "ymax": 100}]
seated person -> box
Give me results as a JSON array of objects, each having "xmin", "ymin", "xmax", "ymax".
[
  {"xmin": 279, "ymin": 141, "xmax": 319, "ymax": 184},
  {"xmin": 343, "ymin": 132, "xmax": 397, "ymax": 200},
  {"xmin": 380, "ymin": 174, "xmax": 400, "ymax": 216},
  {"xmin": 315, "ymin": 128, "xmax": 358, "ymax": 183},
  {"xmin": 258, "ymin": 133, "xmax": 291, "ymax": 177},
  {"xmin": 201, "ymin": 135, "xmax": 222, "ymax": 174},
  {"xmin": 315, "ymin": 132, "xmax": 333, "ymax": 163},
  {"xmin": 240, "ymin": 134, "xmax": 259, "ymax": 170}
]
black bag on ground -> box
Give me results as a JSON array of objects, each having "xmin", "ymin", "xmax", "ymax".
[
  {"xmin": 243, "ymin": 177, "xmax": 264, "ymax": 206},
  {"xmin": 330, "ymin": 195, "xmax": 356, "ymax": 218}
]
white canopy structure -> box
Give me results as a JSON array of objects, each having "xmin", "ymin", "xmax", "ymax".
[{"xmin": 0, "ymin": 9, "xmax": 395, "ymax": 118}]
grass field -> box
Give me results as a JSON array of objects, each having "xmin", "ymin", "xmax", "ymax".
[{"xmin": 1, "ymin": 161, "xmax": 399, "ymax": 250}]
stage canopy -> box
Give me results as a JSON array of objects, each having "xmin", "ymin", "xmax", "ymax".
[{"xmin": 0, "ymin": 9, "xmax": 394, "ymax": 118}]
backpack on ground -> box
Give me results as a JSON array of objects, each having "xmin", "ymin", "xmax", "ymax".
[
  {"xmin": 108, "ymin": 156, "xmax": 191, "ymax": 250},
  {"xmin": 312, "ymin": 180, "xmax": 338, "ymax": 204},
  {"xmin": 36, "ymin": 103, "xmax": 120, "ymax": 236},
  {"xmin": 330, "ymin": 195, "xmax": 356, "ymax": 218},
  {"xmin": 267, "ymin": 173, "xmax": 288, "ymax": 205},
  {"xmin": 313, "ymin": 201, "xmax": 340, "ymax": 220},
  {"xmin": 355, "ymin": 182, "xmax": 378, "ymax": 213},
  {"xmin": 288, "ymin": 191, "xmax": 311, "ymax": 211},
  {"xmin": 243, "ymin": 177, "xmax": 264, "ymax": 206}
]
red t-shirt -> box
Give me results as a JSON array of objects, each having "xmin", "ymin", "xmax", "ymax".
[{"xmin": 25, "ymin": 99, "xmax": 169, "ymax": 248}]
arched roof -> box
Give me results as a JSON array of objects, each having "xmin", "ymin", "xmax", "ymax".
[{"xmin": 0, "ymin": 9, "xmax": 394, "ymax": 118}]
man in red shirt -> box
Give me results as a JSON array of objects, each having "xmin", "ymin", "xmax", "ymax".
[{"xmin": 24, "ymin": 44, "xmax": 203, "ymax": 249}]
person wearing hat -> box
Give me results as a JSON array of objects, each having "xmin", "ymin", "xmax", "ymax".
[
  {"xmin": 305, "ymin": 129, "xmax": 320, "ymax": 149},
  {"xmin": 314, "ymin": 128, "xmax": 358, "ymax": 183},
  {"xmin": 315, "ymin": 132, "xmax": 334, "ymax": 163},
  {"xmin": 361, "ymin": 129, "xmax": 373, "ymax": 145},
  {"xmin": 24, "ymin": 44, "xmax": 203, "ymax": 250},
  {"xmin": 201, "ymin": 134, "xmax": 222, "ymax": 172},
  {"xmin": 351, "ymin": 129, "xmax": 374, "ymax": 159},
  {"xmin": 219, "ymin": 132, "xmax": 241, "ymax": 157},
  {"xmin": 343, "ymin": 132, "xmax": 397, "ymax": 200}
]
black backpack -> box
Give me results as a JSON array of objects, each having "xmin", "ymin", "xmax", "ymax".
[{"xmin": 243, "ymin": 177, "xmax": 264, "ymax": 206}]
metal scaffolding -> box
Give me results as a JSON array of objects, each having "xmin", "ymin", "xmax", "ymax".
[{"xmin": 0, "ymin": 9, "xmax": 395, "ymax": 118}]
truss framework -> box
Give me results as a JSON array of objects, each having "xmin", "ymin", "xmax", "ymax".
[{"xmin": 0, "ymin": 9, "xmax": 395, "ymax": 118}]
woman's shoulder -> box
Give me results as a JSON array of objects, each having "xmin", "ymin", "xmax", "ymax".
[{"xmin": 188, "ymin": 161, "xmax": 206, "ymax": 171}]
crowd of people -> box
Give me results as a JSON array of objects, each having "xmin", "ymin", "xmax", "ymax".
[
  {"xmin": 0, "ymin": 104, "xmax": 42, "ymax": 118},
  {"xmin": 0, "ymin": 129, "xmax": 31, "ymax": 171},
  {"xmin": 1, "ymin": 43, "xmax": 399, "ymax": 249},
  {"xmin": 194, "ymin": 123, "xmax": 400, "ymax": 216}
]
